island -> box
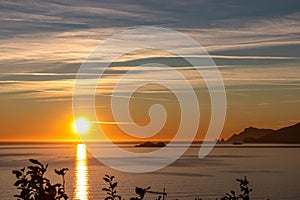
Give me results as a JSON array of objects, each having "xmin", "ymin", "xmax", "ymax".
[{"xmin": 134, "ymin": 141, "xmax": 166, "ymax": 147}]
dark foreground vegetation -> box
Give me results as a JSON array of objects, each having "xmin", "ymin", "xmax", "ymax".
[
  {"xmin": 12, "ymin": 160, "xmax": 252, "ymax": 200},
  {"xmin": 12, "ymin": 159, "xmax": 68, "ymax": 200}
]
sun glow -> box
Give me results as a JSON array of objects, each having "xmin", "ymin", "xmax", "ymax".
[{"xmin": 73, "ymin": 118, "xmax": 90, "ymax": 134}]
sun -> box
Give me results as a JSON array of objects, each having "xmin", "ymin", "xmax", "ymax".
[{"xmin": 73, "ymin": 118, "xmax": 90, "ymax": 134}]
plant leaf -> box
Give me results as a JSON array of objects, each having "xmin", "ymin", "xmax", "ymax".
[
  {"xmin": 12, "ymin": 170, "xmax": 22, "ymax": 178},
  {"xmin": 29, "ymin": 159, "xmax": 43, "ymax": 166},
  {"xmin": 103, "ymin": 177, "xmax": 110, "ymax": 183}
]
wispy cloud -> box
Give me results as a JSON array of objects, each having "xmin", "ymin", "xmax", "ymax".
[
  {"xmin": 0, "ymin": 0, "xmax": 299, "ymax": 101},
  {"xmin": 93, "ymin": 121, "xmax": 133, "ymax": 125}
]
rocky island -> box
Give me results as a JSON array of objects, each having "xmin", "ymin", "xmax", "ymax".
[{"xmin": 134, "ymin": 141, "xmax": 166, "ymax": 147}]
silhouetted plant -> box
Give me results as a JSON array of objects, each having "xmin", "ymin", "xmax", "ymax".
[
  {"xmin": 194, "ymin": 195, "xmax": 202, "ymax": 200},
  {"xmin": 220, "ymin": 177, "xmax": 252, "ymax": 200},
  {"xmin": 130, "ymin": 186, "xmax": 151, "ymax": 200},
  {"xmin": 130, "ymin": 186, "xmax": 168, "ymax": 200},
  {"xmin": 102, "ymin": 175, "xmax": 167, "ymax": 200},
  {"xmin": 54, "ymin": 168, "xmax": 69, "ymax": 199},
  {"xmin": 12, "ymin": 159, "xmax": 68, "ymax": 200},
  {"xmin": 102, "ymin": 175, "xmax": 253, "ymax": 200},
  {"xmin": 102, "ymin": 175, "xmax": 122, "ymax": 200}
]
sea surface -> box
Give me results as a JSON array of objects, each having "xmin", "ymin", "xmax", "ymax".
[{"xmin": 0, "ymin": 143, "xmax": 299, "ymax": 200}]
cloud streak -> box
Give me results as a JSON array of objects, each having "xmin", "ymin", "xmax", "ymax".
[{"xmin": 0, "ymin": 0, "xmax": 299, "ymax": 101}]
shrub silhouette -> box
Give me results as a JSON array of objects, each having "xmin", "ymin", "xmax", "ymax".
[
  {"xmin": 13, "ymin": 160, "xmax": 253, "ymax": 200},
  {"xmin": 102, "ymin": 175, "xmax": 167, "ymax": 200},
  {"xmin": 220, "ymin": 177, "xmax": 252, "ymax": 200},
  {"xmin": 12, "ymin": 159, "xmax": 68, "ymax": 200},
  {"xmin": 102, "ymin": 175, "xmax": 122, "ymax": 200},
  {"xmin": 102, "ymin": 175, "xmax": 252, "ymax": 200},
  {"xmin": 130, "ymin": 186, "xmax": 151, "ymax": 200}
]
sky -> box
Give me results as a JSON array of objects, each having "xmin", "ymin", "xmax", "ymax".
[{"xmin": 0, "ymin": 0, "xmax": 299, "ymax": 142}]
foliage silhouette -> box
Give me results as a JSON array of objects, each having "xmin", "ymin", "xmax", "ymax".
[
  {"xmin": 102, "ymin": 175, "xmax": 122, "ymax": 200},
  {"xmin": 102, "ymin": 175, "xmax": 167, "ymax": 200},
  {"xmin": 12, "ymin": 159, "xmax": 68, "ymax": 200},
  {"xmin": 130, "ymin": 186, "xmax": 151, "ymax": 200},
  {"xmin": 220, "ymin": 177, "xmax": 252, "ymax": 200},
  {"xmin": 13, "ymin": 160, "xmax": 253, "ymax": 200},
  {"xmin": 102, "ymin": 175, "xmax": 252, "ymax": 200}
]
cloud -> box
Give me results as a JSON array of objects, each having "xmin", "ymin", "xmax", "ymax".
[
  {"xmin": 93, "ymin": 121, "xmax": 133, "ymax": 125},
  {"xmin": 0, "ymin": 0, "xmax": 299, "ymax": 103},
  {"xmin": 0, "ymin": 79, "xmax": 74, "ymax": 100},
  {"xmin": 1, "ymin": 0, "xmax": 299, "ymax": 60}
]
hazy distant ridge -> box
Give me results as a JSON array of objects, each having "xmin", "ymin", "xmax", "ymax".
[{"xmin": 225, "ymin": 122, "xmax": 300, "ymax": 144}]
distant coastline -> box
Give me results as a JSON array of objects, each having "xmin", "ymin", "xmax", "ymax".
[{"xmin": 219, "ymin": 122, "xmax": 300, "ymax": 144}]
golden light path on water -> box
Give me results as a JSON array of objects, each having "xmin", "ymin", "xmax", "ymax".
[{"xmin": 74, "ymin": 144, "xmax": 89, "ymax": 200}]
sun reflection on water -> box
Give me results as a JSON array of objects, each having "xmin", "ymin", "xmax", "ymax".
[{"xmin": 75, "ymin": 144, "xmax": 89, "ymax": 200}]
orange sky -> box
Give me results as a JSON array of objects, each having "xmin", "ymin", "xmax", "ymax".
[
  {"xmin": 0, "ymin": 1, "xmax": 299, "ymax": 142},
  {"xmin": 0, "ymin": 80, "xmax": 299, "ymax": 142}
]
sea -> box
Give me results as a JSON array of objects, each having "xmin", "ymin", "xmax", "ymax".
[{"xmin": 0, "ymin": 143, "xmax": 299, "ymax": 200}]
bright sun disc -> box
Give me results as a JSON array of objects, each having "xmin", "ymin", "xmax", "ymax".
[{"xmin": 73, "ymin": 118, "xmax": 90, "ymax": 134}]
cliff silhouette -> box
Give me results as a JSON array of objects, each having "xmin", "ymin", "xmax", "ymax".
[{"xmin": 225, "ymin": 122, "xmax": 300, "ymax": 144}]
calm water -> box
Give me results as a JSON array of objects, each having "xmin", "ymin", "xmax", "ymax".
[{"xmin": 0, "ymin": 143, "xmax": 299, "ymax": 200}]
